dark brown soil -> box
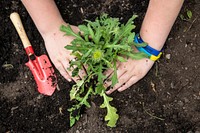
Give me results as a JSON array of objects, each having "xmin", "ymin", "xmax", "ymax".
[{"xmin": 0, "ymin": 0, "xmax": 200, "ymax": 133}]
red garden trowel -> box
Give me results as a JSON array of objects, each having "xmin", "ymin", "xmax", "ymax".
[{"xmin": 10, "ymin": 12, "xmax": 57, "ymax": 96}]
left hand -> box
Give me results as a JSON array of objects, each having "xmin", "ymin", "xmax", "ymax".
[
  {"xmin": 104, "ymin": 58, "xmax": 155, "ymax": 94},
  {"xmin": 42, "ymin": 23, "xmax": 86, "ymax": 82}
]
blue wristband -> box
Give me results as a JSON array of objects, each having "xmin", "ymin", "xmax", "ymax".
[
  {"xmin": 134, "ymin": 34, "xmax": 162, "ymax": 61},
  {"xmin": 134, "ymin": 34, "xmax": 162, "ymax": 56}
]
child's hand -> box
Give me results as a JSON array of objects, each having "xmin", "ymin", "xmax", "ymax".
[
  {"xmin": 105, "ymin": 58, "xmax": 155, "ymax": 94},
  {"xmin": 42, "ymin": 23, "xmax": 85, "ymax": 82}
]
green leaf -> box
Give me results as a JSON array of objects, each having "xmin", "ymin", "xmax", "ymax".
[
  {"xmin": 180, "ymin": 14, "xmax": 185, "ymax": 20},
  {"xmin": 69, "ymin": 60, "xmax": 81, "ymax": 69},
  {"xmin": 60, "ymin": 25, "xmax": 84, "ymax": 41},
  {"xmin": 111, "ymin": 60, "xmax": 118, "ymax": 86},
  {"xmin": 100, "ymin": 93, "xmax": 119, "ymax": 127},
  {"xmin": 65, "ymin": 44, "xmax": 88, "ymax": 51},
  {"xmin": 78, "ymin": 24, "xmax": 89, "ymax": 35},
  {"xmin": 82, "ymin": 49, "xmax": 93, "ymax": 60},
  {"xmin": 102, "ymin": 58, "xmax": 113, "ymax": 68},
  {"xmin": 68, "ymin": 108, "xmax": 81, "ymax": 127},
  {"xmin": 72, "ymin": 67, "xmax": 79, "ymax": 77},
  {"xmin": 70, "ymin": 80, "xmax": 84, "ymax": 100},
  {"xmin": 133, "ymin": 42, "xmax": 147, "ymax": 47},
  {"xmin": 97, "ymin": 64, "xmax": 106, "ymax": 83},
  {"xmin": 117, "ymin": 56, "xmax": 127, "ymax": 62},
  {"xmin": 127, "ymin": 33, "xmax": 135, "ymax": 44},
  {"xmin": 105, "ymin": 44, "xmax": 131, "ymax": 51},
  {"xmin": 77, "ymin": 86, "xmax": 93, "ymax": 108},
  {"xmin": 68, "ymin": 86, "xmax": 93, "ymax": 127},
  {"xmin": 95, "ymin": 83, "xmax": 105, "ymax": 95},
  {"xmin": 125, "ymin": 15, "xmax": 137, "ymax": 26},
  {"xmin": 70, "ymin": 115, "xmax": 76, "ymax": 127},
  {"xmin": 71, "ymin": 51, "xmax": 82, "ymax": 59},
  {"xmin": 187, "ymin": 10, "xmax": 192, "ymax": 19},
  {"xmin": 123, "ymin": 52, "xmax": 148, "ymax": 60},
  {"xmin": 118, "ymin": 24, "xmax": 135, "ymax": 39},
  {"xmin": 87, "ymin": 23, "xmax": 95, "ymax": 39},
  {"xmin": 94, "ymin": 26, "xmax": 101, "ymax": 44}
]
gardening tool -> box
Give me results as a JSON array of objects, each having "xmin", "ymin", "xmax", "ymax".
[{"xmin": 10, "ymin": 12, "xmax": 57, "ymax": 96}]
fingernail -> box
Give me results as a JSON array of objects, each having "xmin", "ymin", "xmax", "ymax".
[
  {"xmin": 106, "ymin": 90, "xmax": 111, "ymax": 95},
  {"xmin": 67, "ymin": 78, "xmax": 72, "ymax": 82},
  {"xmin": 118, "ymin": 88, "xmax": 122, "ymax": 92}
]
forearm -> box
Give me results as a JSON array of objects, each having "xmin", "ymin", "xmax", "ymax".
[
  {"xmin": 21, "ymin": 0, "xmax": 64, "ymax": 35},
  {"xmin": 140, "ymin": 0, "xmax": 184, "ymax": 50}
]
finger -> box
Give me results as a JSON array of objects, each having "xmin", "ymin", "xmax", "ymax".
[
  {"xmin": 105, "ymin": 87, "xmax": 118, "ymax": 95},
  {"xmin": 103, "ymin": 62, "xmax": 121, "ymax": 78},
  {"xmin": 104, "ymin": 64, "xmax": 127, "ymax": 88},
  {"xmin": 68, "ymin": 58, "xmax": 87, "ymax": 80},
  {"xmin": 71, "ymin": 25, "xmax": 80, "ymax": 33},
  {"xmin": 103, "ymin": 68, "xmax": 113, "ymax": 78},
  {"xmin": 78, "ymin": 66, "xmax": 87, "ymax": 79},
  {"xmin": 117, "ymin": 76, "xmax": 139, "ymax": 92},
  {"xmin": 104, "ymin": 78, "xmax": 112, "ymax": 88},
  {"xmin": 106, "ymin": 72, "xmax": 131, "ymax": 94},
  {"xmin": 61, "ymin": 60, "xmax": 81, "ymax": 82},
  {"xmin": 56, "ymin": 64, "xmax": 72, "ymax": 82}
]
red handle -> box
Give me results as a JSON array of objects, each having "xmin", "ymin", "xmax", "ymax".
[{"xmin": 25, "ymin": 46, "xmax": 34, "ymax": 56}]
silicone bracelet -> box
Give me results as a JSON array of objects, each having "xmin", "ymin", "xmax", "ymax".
[
  {"xmin": 135, "ymin": 34, "xmax": 162, "ymax": 56},
  {"xmin": 134, "ymin": 34, "xmax": 162, "ymax": 61}
]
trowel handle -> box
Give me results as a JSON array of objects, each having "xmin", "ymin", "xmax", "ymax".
[{"xmin": 10, "ymin": 12, "xmax": 31, "ymax": 49}]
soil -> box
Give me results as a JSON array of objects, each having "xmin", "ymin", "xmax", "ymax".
[{"xmin": 0, "ymin": 0, "xmax": 200, "ymax": 133}]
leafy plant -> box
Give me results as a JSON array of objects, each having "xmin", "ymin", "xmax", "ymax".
[{"xmin": 60, "ymin": 14, "xmax": 147, "ymax": 127}]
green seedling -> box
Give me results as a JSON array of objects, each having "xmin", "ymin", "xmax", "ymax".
[
  {"xmin": 180, "ymin": 9, "xmax": 192, "ymax": 21},
  {"xmin": 60, "ymin": 14, "xmax": 147, "ymax": 127}
]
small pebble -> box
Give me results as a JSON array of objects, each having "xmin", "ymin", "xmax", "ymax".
[
  {"xmin": 24, "ymin": 73, "xmax": 28, "ymax": 79},
  {"xmin": 170, "ymin": 82, "xmax": 175, "ymax": 89},
  {"xmin": 185, "ymin": 44, "xmax": 188, "ymax": 47},
  {"xmin": 165, "ymin": 54, "xmax": 171, "ymax": 59},
  {"xmin": 177, "ymin": 100, "xmax": 184, "ymax": 106},
  {"xmin": 76, "ymin": 130, "xmax": 80, "ymax": 133},
  {"xmin": 184, "ymin": 98, "xmax": 189, "ymax": 103},
  {"xmin": 192, "ymin": 46, "xmax": 196, "ymax": 51},
  {"xmin": 37, "ymin": 94, "xmax": 43, "ymax": 100}
]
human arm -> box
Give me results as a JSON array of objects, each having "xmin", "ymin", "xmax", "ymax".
[
  {"xmin": 21, "ymin": 0, "xmax": 64, "ymax": 35},
  {"xmin": 140, "ymin": 0, "xmax": 184, "ymax": 51},
  {"xmin": 21, "ymin": 0, "xmax": 83, "ymax": 81},
  {"xmin": 106, "ymin": 0, "xmax": 184, "ymax": 94}
]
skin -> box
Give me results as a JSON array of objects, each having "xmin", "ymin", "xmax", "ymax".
[
  {"xmin": 22, "ymin": 0, "xmax": 85, "ymax": 82},
  {"xmin": 105, "ymin": 0, "xmax": 184, "ymax": 94},
  {"xmin": 21, "ymin": 0, "xmax": 184, "ymax": 94}
]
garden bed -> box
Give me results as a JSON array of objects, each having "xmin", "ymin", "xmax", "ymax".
[{"xmin": 0, "ymin": 0, "xmax": 200, "ymax": 132}]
